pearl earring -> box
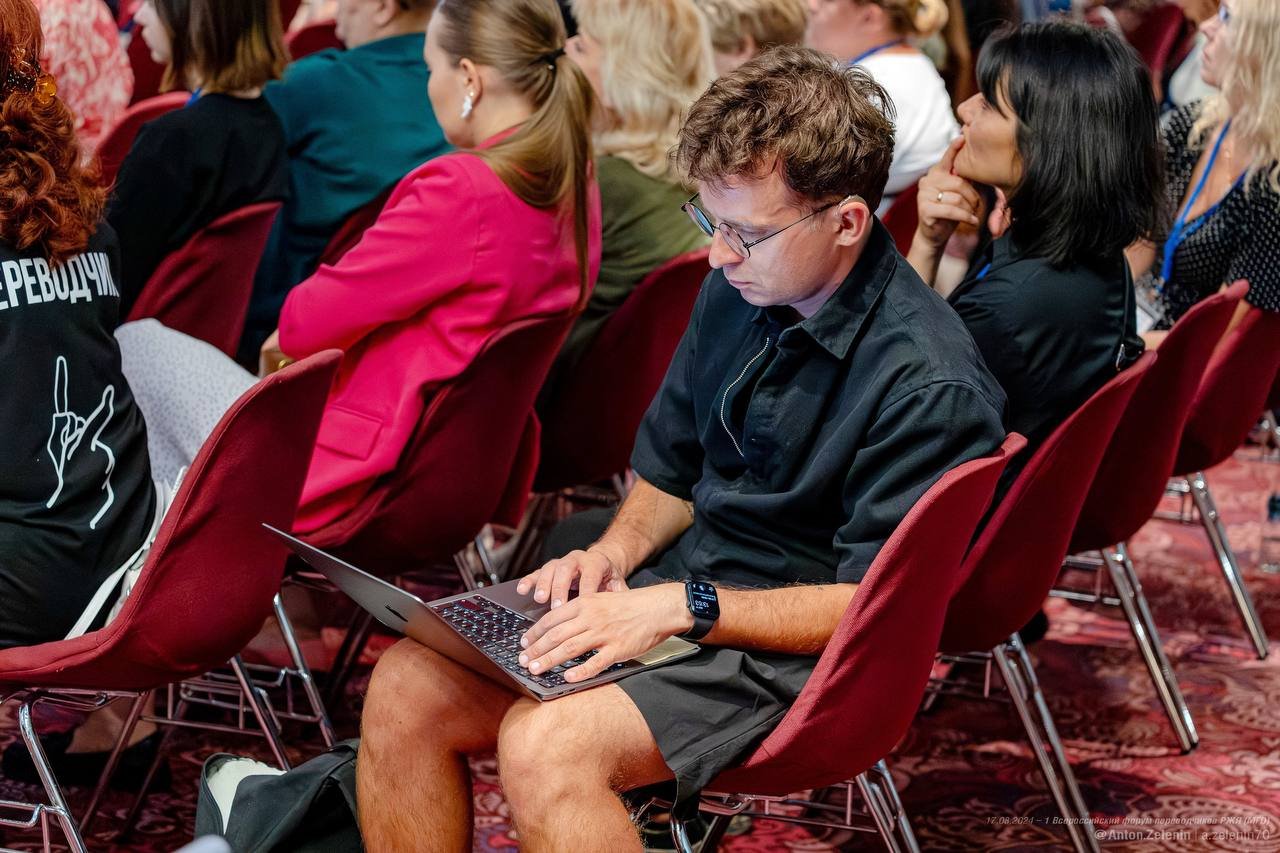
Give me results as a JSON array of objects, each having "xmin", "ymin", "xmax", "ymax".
[{"xmin": 460, "ymin": 91, "xmax": 474, "ymax": 119}]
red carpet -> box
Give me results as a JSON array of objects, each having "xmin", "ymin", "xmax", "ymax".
[{"xmin": 3, "ymin": 453, "xmax": 1279, "ymax": 851}]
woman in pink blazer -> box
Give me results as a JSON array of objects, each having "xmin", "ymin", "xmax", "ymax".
[{"xmin": 118, "ymin": 0, "xmax": 600, "ymax": 533}]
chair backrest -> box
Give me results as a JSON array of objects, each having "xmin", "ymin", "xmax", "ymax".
[
  {"xmin": 1267, "ymin": 370, "xmax": 1280, "ymax": 414},
  {"xmin": 1175, "ymin": 299, "xmax": 1280, "ymax": 475},
  {"xmin": 0, "ymin": 352, "xmax": 341, "ymax": 690},
  {"xmin": 317, "ymin": 187, "xmax": 394, "ymax": 269},
  {"xmin": 881, "ymin": 182, "xmax": 919, "ymax": 255},
  {"xmin": 285, "ymin": 20, "xmax": 343, "ymax": 60},
  {"xmin": 1127, "ymin": 2, "xmax": 1194, "ymax": 81},
  {"xmin": 305, "ymin": 313, "xmax": 575, "ymax": 576},
  {"xmin": 126, "ymin": 202, "xmax": 282, "ymax": 357},
  {"xmin": 535, "ymin": 248, "xmax": 708, "ymax": 491},
  {"xmin": 1071, "ymin": 282, "xmax": 1245, "ymax": 552},
  {"xmin": 710, "ymin": 434, "xmax": 1025, "ymax": 796},
  {"xmin": 940, "ymin": 351, "xmax": 1156, "ymax": 654},
  {"xmin": 95, "ymin": 92, "xmax": 190, "ymax": 186}
]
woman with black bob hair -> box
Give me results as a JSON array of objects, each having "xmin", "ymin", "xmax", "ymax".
[{"xmin": 907, "ymin": 20, "xmax": 1159, "ymax": 458}]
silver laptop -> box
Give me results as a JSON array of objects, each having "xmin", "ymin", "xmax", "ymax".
[{"xmin": 265, "ymin": 525, "xmax": 699, "ymax": 700}]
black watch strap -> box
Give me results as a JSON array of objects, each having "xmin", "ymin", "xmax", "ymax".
[
  {"xmin": 680, "ymin": 580, "xmax": 720, "ymax": 641},
  {"xmin": 682, "ymin": 613, "xmax": 715, "ymax": 641}
]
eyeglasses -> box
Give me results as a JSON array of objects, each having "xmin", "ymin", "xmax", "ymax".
[{"xmin": 681, "ymin": 194, "xmax": 855, "ymax": 259}]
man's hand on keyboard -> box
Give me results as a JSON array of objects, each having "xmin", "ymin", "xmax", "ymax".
[
  {"xmin": 516, "ymin": 546, "xmax": 628, "ymax": 609},
  {"xmin": 517, "ymin": 584, "xmax": 694, "ymax": 683}
]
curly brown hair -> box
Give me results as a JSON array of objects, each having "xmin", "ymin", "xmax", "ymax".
[
  {"xmin": 0, "ymin": 0, "xmax": 105, "ymax": 265},
  {"xmin": 675, "ymin": 45, "xmax": 896, "ymax": 209}
]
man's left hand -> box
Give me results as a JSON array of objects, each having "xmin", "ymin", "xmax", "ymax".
[{"xmin": 518, "ymin": 584, "xmax": 694, "ymax": 683}]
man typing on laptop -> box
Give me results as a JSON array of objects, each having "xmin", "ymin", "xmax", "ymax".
[{"xmin": 356, "ymin": 46, "xmax": 1006, "ymax": 852}]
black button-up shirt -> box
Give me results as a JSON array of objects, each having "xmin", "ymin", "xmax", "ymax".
[{"xmin": 631, "ymin": 222, "xmax": 1007, "ymax": 587}]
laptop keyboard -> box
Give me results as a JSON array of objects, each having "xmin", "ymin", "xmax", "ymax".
[{"xmin": 433, "ymin": 595, "xmax": 625, "ymax": 689}]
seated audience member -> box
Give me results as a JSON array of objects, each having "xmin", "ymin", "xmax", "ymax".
[
  {"xmin": 540, "ymin": 0, "xmax": 712, "ymax": 401},
  {"xmin": 806, "ymin": 0, "xmax": 958, "ymax": 210},
  {"xmin": 355, "ymin": 46, "xmax": 1006, "ymax": 851},
  {"xmin": 0, "ymin": 0, "xmax": 166, "ymax": 782},
  {"xmin": 119, "ymin": 0, "xmax": 601, "ymax": 534},
  {"xmin": 32, "ymin": 0, "xmax": 133, "ymax": 154},
  {"xmin": 1130, "ymin": 0, "xmax": 1279, "ymax": 345},
  {"xmin": 1165, "ymin": 0, "xmax": 1218, "ymax": 110},
  {"xmin": 107, "ymin": 0, "xmax": 288, "ymax": 314},
  {"xmin": 908, "ymin": 21, "xmax": 1154, "ymax": 462},
  {"xmin": 240, "ymin": 0, "xmax": 452, "ymax": 365},
  {"xmin": 697, "ymin": 0, "xmax": 807, "ymax": 75}
]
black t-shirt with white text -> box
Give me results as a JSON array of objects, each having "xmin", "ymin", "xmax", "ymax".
[{"xmin": 0, "ymin": 226, "xmax": 155, "ymax": 649}]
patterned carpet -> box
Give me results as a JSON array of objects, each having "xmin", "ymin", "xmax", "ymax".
[{"xmin": 2, "ymin": 452, "xmax": 1279, "ymax": 851}]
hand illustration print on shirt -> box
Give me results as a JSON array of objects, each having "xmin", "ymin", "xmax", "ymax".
[{"xmin": 45, "ymin": 355, "xmax": 117, "ymax": 529}]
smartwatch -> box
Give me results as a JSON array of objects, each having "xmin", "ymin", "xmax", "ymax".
[{"xmin": 681, "ymin": 580, "xmax": 720, "ymax": 641}]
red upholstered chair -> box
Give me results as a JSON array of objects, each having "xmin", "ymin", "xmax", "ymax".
[
  {"xmin": 939, "ymin": 351, "xmax": 1155, "ymax": 853},
  {"xmin": 1166, "ymin": 299, "xmax": 1280, "ymax": 659},
  {"xmin": 0, "ymin": 351, "xmax": 340, "ymax": 852},
  {"xmin": 1261, "ymin": 372, "xmax": 1280, "ymax": 456},
  {"xmin": 1057, "ymin": 282, "xmax": 1244, "ymax": 752},
  {"xmin": 281, "ymin": 314, "xmax": 575, "ymax": 702},
  {"xmin": 666, "ymin": 434, "xmax": 1025, "ymax": 853},
  {"xmin": 278, "ymin": 0, "xmax": 304, "ymax": 29},
  {"xmin": 881, "ymin": 182, "xmax": 919, "ymax": 255},
  {"xmin": 126, "ymin": 202, "xmax": 282, "ymax": 357},
  {"xmin": 94, "ymin": 91, "xmax": 189, "ymax": 186},
  {"xmin": 285, "ymin": 20, "xmax": 343, "ymax": 60},
  {"xmin": 535, "ymin": 248, "xmax": 709, "ymax": 492},
  {"xmin": 317, "ymin": 187, "xmax": 394, "ymax": 268},
  {"xmin": 1127, "ymin": 2, "xmax": 1194, "ymax": 83}
]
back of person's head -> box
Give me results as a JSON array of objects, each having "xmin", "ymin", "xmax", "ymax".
[
  {"xmin": 335, "ymin": 0, "xmax": 436, "ymax": 50},
  {"xmin": 155, "ymin": 0, "xmax": 287, "ymax": 93},
  {"xmin": 1192, "ymin": 0, "xmax": 1280, "ymax": 194},
  {"xmin": 677, "ymin": 45, "xmax": 895, "ymax": 210},
  {"xmin": 433, "ymin": 0, "xmax": 595, "ymax": 295},
  {"xmin": 0, "ymin": 0, "xmax": 104, "ymax": 264},
  {"xmin": 809, "ymin": 0, "xmax": 948, "ymax": 46},
  {"xmin": 570, "ymin": 0, "xmax": 714, "ymax": 182},
  {"xmin": 978, "ymin": 21, "xmax": 1163, "ymax": 267},
  {"xmin": 697, "ymin": 0, "xmax": 807, "ymax": 73}
]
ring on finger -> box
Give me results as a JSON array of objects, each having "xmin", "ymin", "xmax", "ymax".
[{"xmin": 936, "ymin": 190, "xmax": 945, "ymax": 203}]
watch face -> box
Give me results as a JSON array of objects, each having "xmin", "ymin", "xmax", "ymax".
[{"xmin": 687, "ymin": 581, "xmax": 720, "ymax": 619}]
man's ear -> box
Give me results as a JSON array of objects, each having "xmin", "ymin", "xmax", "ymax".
[
  {"xmin": 373, "ymin": 0, "xmax": 399, "ymax": 29},
  {"xmin": 832, "ymin": 196, "xmax": 873, "ymax": 247}
]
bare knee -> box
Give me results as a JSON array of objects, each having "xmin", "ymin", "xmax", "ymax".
[
  {"xmin": 361, "ymin": 639, "xmax": 507, "ymax": 753},
  {"xmin": 498, "ymin": 700, "xmax": 597, "ymax": 809}
]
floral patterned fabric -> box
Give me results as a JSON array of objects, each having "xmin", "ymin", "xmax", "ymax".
[{"xmin": 32, "ymin": 0, "xmax": 133, "ymax": 153}]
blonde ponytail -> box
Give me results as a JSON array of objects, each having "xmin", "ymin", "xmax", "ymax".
[{"xmin": 437, "ymin": 0, "xmax": 596, "ymax": 302}]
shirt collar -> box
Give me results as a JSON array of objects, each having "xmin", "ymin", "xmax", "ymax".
[{"xmin": 750, "ymin": 219, "xmax": 898, "ymax": 360}]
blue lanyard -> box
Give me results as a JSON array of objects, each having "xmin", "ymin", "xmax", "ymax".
[
  {"xmin": 848, "ymin": 39, "xmax": 905, "ymax": 66},
  {"xmin": 1160, "ymin": 119, "xmax": 1244, "ymax": 285},
  {"xmin": 975, "ymin": 262, "xmax": 992, "ymax": 280},
  {"xmin": 185, "ymin": 87, "xmax": 203, "ymax": 107}
]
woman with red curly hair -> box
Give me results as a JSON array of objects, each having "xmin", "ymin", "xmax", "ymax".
[{"xmin": 0, "ymin": 0, "xmax": 160, "ymax": 649}]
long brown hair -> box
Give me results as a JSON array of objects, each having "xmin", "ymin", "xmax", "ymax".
[
  {"xmin": 435, "ymin": 0, "xmax": 595, "ymax": 301},
  {"xmin": 155, "ymin": 0, "xmax": 287, "ymax": 94},
  {"xmin": 0, "ymin": 0, "xmax": 105, "ymax": 264}
]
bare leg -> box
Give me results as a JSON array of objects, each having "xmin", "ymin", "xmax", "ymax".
[
  {"xmin": 498, "ymin": 684, "xmax": 674, "ymax": 853},
  {"xmin": 357, "ymin": 639, "xmax": 519, "ymax": 852},
  {"xmin": 67, "ymin": 698, "xmax": 155, "ymax": 753}
]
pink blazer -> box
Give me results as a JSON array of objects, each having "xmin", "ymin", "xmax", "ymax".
[{"xmin": 279, "ymin": 149, "xmax": 602, "ymax": 532}]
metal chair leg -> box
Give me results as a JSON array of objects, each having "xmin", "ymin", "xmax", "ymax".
[
  {"xmin": 992, "ymin": 635, "xmax": 1100, "ymax": 853},
  {"xmin": 16, "ymin": 701, "xmax": 88, "ymax": 853},
  {"xmin": 231, "ymin": 655, "xmax": 291, "ymax": 770},
  {"xmin": 1101, "ymin": 544, "xmax": 1199, "ymax": 753},
  {"xmin": 118, "ymin": 693, "xmax": 181, "ymax": 840},
  {"xmin": 273, "ymin": 594, "xmax": 336, "ymax": 748},
  {"xmin": 323, "ymin": 606, "xmax": 376, "ymax": 708},
  {"xmin": 697, "ymin": 812, "xmax": 733, "ymax": 853},
  {"xmin": 856, "ymin": 759, "xmax": 920, "ymax": 853},
  {"xmin": 1187, "ymin": 472, "xmax": 1270, "ymax": 659},
  {"xmin": 78, "ymin": 693, "xmax": 148, "ymax": 835}
]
